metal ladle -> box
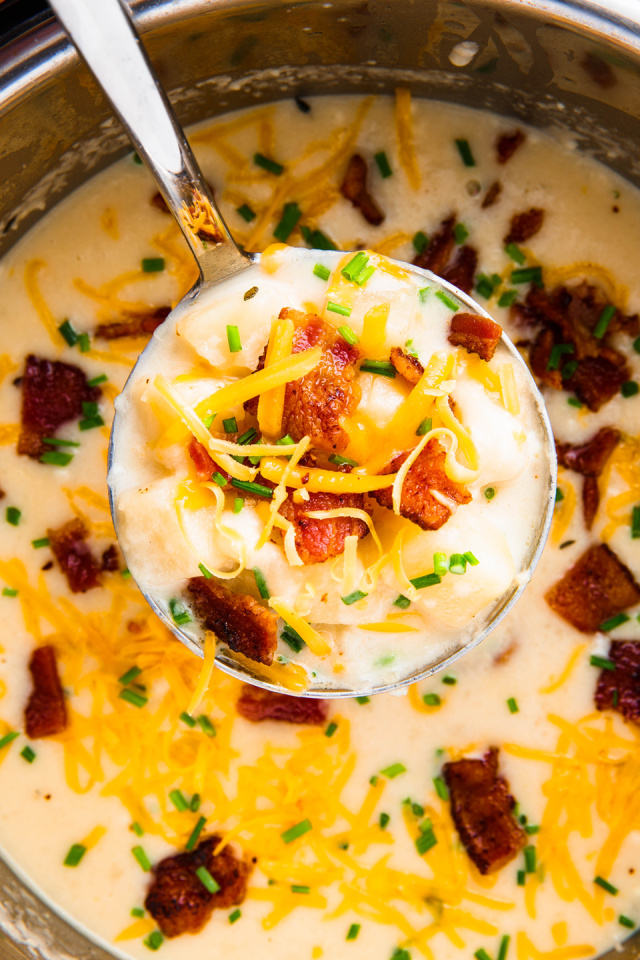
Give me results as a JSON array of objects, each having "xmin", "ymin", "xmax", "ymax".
[{"xmin": 48, "ymin": 0, "xmax": 556, "ymax": 699}]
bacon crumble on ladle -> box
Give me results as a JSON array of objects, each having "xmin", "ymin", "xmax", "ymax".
[{"xmin": 25, "ymin": 645, "xmax": 68, "ymax": 739}]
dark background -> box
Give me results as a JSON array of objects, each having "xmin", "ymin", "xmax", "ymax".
[{"xmin": 0, "ymin": 0, "xmax": 51, "ymax": 45}]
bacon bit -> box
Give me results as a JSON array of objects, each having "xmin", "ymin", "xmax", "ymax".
[
  {"xmin": 441, "ymin": 245, "xmax": 478, "ymax": 295},
  {"xmin": 151, "ymin": 182, "xmax": 215, "ymax": 215},
  {"xmin": 235, "ymin": 685, "xmax": 328, "ymax": 724},
  {"xmin": 95, "ymin": 306, "xmax": 170, "ymax": 340},
  {"xmin": 496, "ymin": 129, "xmax": 526, "ymax": 164},
  {"xmin": 448, "ymin": 313, "xmax": 502, "ymax": 362},
  {"xmin": 412, "ymin": 216, "xmax": 478, "ymax": 294},
  {"xmin": 145, "ymin": 836, "xmax": 250, "ymax": 938},
  {"xmin": 101, "ymin": 544, "xmax": 120, "ymax": 572},
  {"xmin": 25, "ymin": 645, "xmax": 68, "ymax": 738},
  {"xmin": 187, "ymin": 577, "xmax": 278, "ymax": 665},
  {"xmin": 546, "ymin": 543, "xmax": 640, "ymax": 634},
  {"xmin": 556, "ymin": 427, "xmax": 620, "ymax": 531},
  {"xmin": 504, "ymin": 208, "xmax": 545, "ymax": 245},
  {"xmin": 340, "ymin": 154, "xmax": 385, "ymax": 226},
  {"xmin": 279, "ymin": 489, "xmax": 370, "ymax": 564},
  {"xmin": 17, "ymin": 354, "xmax": 102, "ymax": 458},
  {"xmin": 443, "ymin": 747, "xmax": 526, "ymax": 874},
  {"xmin": 482, "ymin": 181, "xmax": 502, "ymax": 209},
  {"xmin": 582, "ymin": 477, "xmax": 600, "ymax": 532},
  {"xmin": 0, "ymin": 486, "xmax": 4, "ymax": 500},
  {"xmin": 565, "ymin": 356, "xmax": 628, "ymax": 412},
  {"xmin": 370, "ymin": 438, "xmax": 471, "ymax": 531},
  {"xmin": 390, "ymin": 346, "xmax": 424, "ymax": 385},
  {"xmin": 188, "ymin": 437, "xmax": 216, "ymax": 481},
  {"xmin": 47, "ymin": 518, "xmax": 101, "ymax": 594},
  {"xmin": 595, "ymin": 642, "xmax": 640, "ymax": 726},
  {"xmin": 493, "ymin": 641, "xmax": 517, "ymax": 665}
]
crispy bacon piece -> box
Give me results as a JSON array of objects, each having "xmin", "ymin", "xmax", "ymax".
[
  {"xmin": 497, "ymin": 130, "xmax": 526, "ymax": 164},
  {"xmin": 18, "ymin": 355, "xmax": 102, "ymax": 458},
  {"xmin": 279, "ymin": 489, "xmax": 369, "ymax": 564},
  {"xmin": 564, "ymin": 356, "xmax": 628, "ymax": 413},
  {"xmin": 25, "ymin": 645, "xmax": 67, "ymax": 738},
  {"xmin": 556, "ymin": 427, "xmax": 620, "ymax": 530},
  {"xmin": 482, "ymin": 181, "xmax": 502, "ymax": 209},
  {"xmin": 188, "ymin": 437, "xmax": 216, "ymax": 481},
  {"xmin": 390, "ymin": 346, "xmax": 424, "ymax": 385},
  {"xmin": 340, "ymin": 154, "xmax": 384, "ymax": 226},
  {"xmin": 441, "ymin": 245, "xmax": 478, "ymax": 295},
  {"xmin": 595, "ymin": 641, "xmax": 640, "ymax": 725},
  {"xmin": 95, "ymin": 306, "xmax": 170, "ymax": 340},
  {"xmin": 448, "ymin": 313, "xmax": 502, "ymax": 362},
  {"xmin": 187, "ymin": 577, "xmax": 278, "ymax": 665},
  {"xmin": 413, "ymin": 216, "xmax": 455, "ymax": 273},
  {"xmin": 101, "ymin": 544, "xmax": 120, "ymax": 572},
  {"xmin": 546, "ymin": 543, "xmax": 640, "ymax": 633},
  {"xmin": 443, "ymin": 748, "xmax": 525, "ymax": 874},
  {"xmin": 504, "ymin": 208, "xmax": 544, "ymax": 245},
  {"xmin": 145, "ymin": 836, "xmax": 250, "ymax": 938},
  {"xmin": 236, "ymin": 685, "xmax": 328, "ymax": 724},
  {"xmin": 370, "ymin": 438, "xmax": 471, "ymax": 531},
  {"xmin": 47, "ymin": 518, "xmax": 101, "ymax": 593}
]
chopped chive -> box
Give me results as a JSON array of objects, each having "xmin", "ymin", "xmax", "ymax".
[
  {"xmin": 497, "ymin": 935, "xmax": 510, "ymax": 960},
  {"xmin": 517, "ymin": 869, "xmax": 526, "ymax": 886},
  {"xmin": 64, "ymin": 844, "xmax": 87, "ymax": 867},
  {"xmin": 341, "ymin": 589, "xmax": 368, "ymax": 605},
  {"xmin": 498, "ymin": 290, "xmax": 518, "ymax": 308},
  {"xmin": 547, "ymin": 343, "xmax": 574, "ymax": 371},
  {"xmin": 410, "ymin": 573, "xmax": 441, "ymax": 589},
  {"xmin": 2, "ymin": 588, "xmax": 18, "ymax": 597},
  {"xmin": 393, "ymin": 594, "xmax": 411, "ymax": 609},
  {"xmin": 381, "ymin": 762, "xmax": 406, "ymax": 779},
  {"xmin": 254, "ymin": 153, "xmax": 284, "ymax": 175},
  {"xmin": 131, "ymin": 907, "xmax": 145, "ymax": 918},
  {"xmin": 42, "ymin": 436, "xmax": 80, "ymax": 447},
  {"xmin": 168, "ymin": 789, "xmax": 189, "ymax": 813},
  {"xmin": 507, "ymin": 697, "xmax": 519, "ymax": 714},
  {"xmin": 594, "ymin": 304, "xmax": 616, "ymax": 339},
  {"xmin": 273, "ymin": 202, "xmax": 302, "ymax": 242},
  {"xmin": 600, "ymin": 613, "xmax": 630, "ymax": 632},
  {"xmin": 88, "ymin": 373, "xmax": 108, "ymax": 387},
  {"xmin": 417, "ymin": 417, "xmax": 432, "ymax": 436},
  {"xmin": 453, "ymin": 223, "xmax": 469, "ymax": 244},
  {"xmin": 79, "ymin": 415, "xmax": 105, "ymax": 431},
  {"xmin": 120, "ymin": 689, "xmax": 148, "ymax": 708},
  {"xmin": 505, "ymin": 242, "xmax": 526, "ymax": 264},
  {"xmin": 423, "ymin": 693, "xmax": 441, "ymax": 707},
  {"xmin": 374, "ymin": 151, "xmax": 392, "ymax": 178},
  {"xmin": 475, "ymin": 950, "xmax": 492, "ymax": 960},
  {"xmin": 356, "ymin": 696, "xmax": 370, "ymax": 704},
  {"xmin": 524, "ymin": 845, "xmax": 536, "ymax": 873},
  {"xmin": 78, "ymin": 333, "xmax": 90, "ymax": 353},
  {"xmin": 253, "ymin": 567, "xmax": 270, "ymax": 600},
  {"xmin": 131, "ymin": 822, "xmax": 144, "ymax": 837},
  {"xmin": 613, "ymin": 688, "xmax": 619, "ymax": 707},
  {"xmin": 281, "ymin": 624, "xmax": 305, "ymax": 653},
  {"xmin": 223, "ymin": 417, "xmax": 238, "ymax": 434},
  {"xmin": 433, "ymin": 776, "xmax": 449, "ymax": 800},
  {"xmin": 21, "ymin": 745, "xmax": 36, "ymax": 763},
  {"xmin": 281, "ymin": 818, "xmax": 312, "ymax": 844},
  {"xmin": 595, "ymin": 875, "xmax": 618, "ymax": 895},
  {"xmin": 621, "ymin": 381, "xmax": 639, "ymax": 398},
  {"xmin": 197, "ymin": 715, "xmax": 216, "ymax": 737},
  {"xmin": 634, "ymin": 336, "xmax": 640, "ymax": 355},
  {"xmin": 568, "ymin": 397, "xmax": 582, "ymax": 409},
  {"xmin": 211, "ymin": 471, "xmax": 227, "ymax": 488},
  {"xmin": 132, "ymin": 152, "xmax": 143, "ymax": 164},
  {"xmin": 169, "ymin": 598, "xmax": 192, "ymax": 626},
  {"xmin": 418, "ymin": 286, "xmax": 430, "ymax": 302},
  {"xmin": 342, "ymin": 252, "xmax": 369, "ymax": 281},
  {"xmin": 325, "ymin": 722, "xmax": 338, "ymax": 738},
  {"xmin": 449, "ymin": 553, "xmax": 467, "ymax": 576},
  {"xmin": 40, "ymin": 451, "xmax": 74, "ymax": 466},
  {"xmin": 433, "ymin": 553, "xmax": 449, "ymax": 577},
  {"xmin": 295, "ymin": 96, "xmax": 311, "ymax": 112},
  {"xmin": 619, "ymin": 916, "xmax": 635, "ymax": 929},
  {"xmin": 416, "ymin": 826, "xmax": 437, "ymax": 855},
  {"xmin": 338, "ymin": 324, "xmax": 359, "ymax": 345},
  {"xmin": 476, "ymin": 274, "xmax": 496, "ymax": 299},
  {"xmin": 143, "ymin": 931, "xmax": 163, "ymax": 951},
  {"xmin": 233, "ymin": 497, "xmax": 244, "ymax": 514},
  {"xmin": 412, "ymin": 802, "xmax": 425, "ymax": 817},
  {"xmin": 313, "ymin": 263, "xmax": 331, "ymax": 281},
  {"xmin": 631, "ymin": 506, "xmax": 640, "ymax": 540},
  {"xmin": 142, "ymin": 257, "xmax": 165, "ymax": 273},
  {"xmin": 455, "ymin": 138, "xmax": 476, "ymax": 167},
  {"xmin": 180, "ymin": 711, "xmax": 196, "ymax": 728},
  {"xmin": 302, "ymin": 226, "xmax": 337, "ymax": 250},
  {"xmin": 58, "ymin": 320, "xmax": 78, "ymax": 346},
  {"xmin": 512, "ymin": 266, "xmax": 543, "ymax": 286},
  {"xmin": 32, "ymin": 537, "xmax": 50, "ymax": 548},
  {"xmin": 196, "ymin": 865, "xmax": 221, "ymax": 893},
  {"xmin": 226, "ymin": 324, "xmax": 242, "ymax": 353},
  {"xmin": 237, "ymin": 204, "xmax": 256, "ymax": 222},
  {"xmin": 132, "ymin": 846, "xmax": 151, "ymax": 871},
  {"xmin": 229, "ymin": 909, "xmax": 241, "ymax": 924},
  {"xmin": 359, "ymin": 359, "xmax": 396, "ymax": 378},
  {"xmin": 463, "ymin": 551, "xmax": 479, "ymax": 566},
  {"xmin": 276, "ymin": 434, "xmax": 295, "ymax": 447},
  {"xmin": 5, "ymin": 506, "xmax": 20, "ymax": 525},
  {"xmin": 413, "ymin": 231, "xmax": 429, "ymax": 254},
  {"xmin": 121, "ymin": 569, "xmax": 132, "ymax": 580},
  {"xmin": 327, "ymin": 301, "xmax": 352, "ymax": 317},
  {"xmin": 291, "ymin": 884, "xmax": 311, "ymax": 894},
  {"xmin": 190, "ymin": 793, "xmax": 201, "ymax": 813},
  {"xmin": 561, "ymin": 360, "xmax": 579, "ymax": 380},
  {"xmin": 484, "ymin": 487, "xmax": 496, "ymax": 501},
  {"xmin": 197, "ymin": 562, "xmax": 213, "ymax": 580},
  {"xmin": 237, "ymin": 427, "xmax": 258, "ymax": 446},
  {"xmin": 202, "ymin": 414, "xmax": 215, "ymax": 430},
  {"xmin": 378, "ymin": 812, "xmax": 390, "ymax": 829},
  {"xmin": 590, "ymin": 655, "xmax": 616, "ymax": 671},
  {"xmin": 231, "ymin": 479, "xmax": 274, "ymax": 498},
  {"xmin": 525, "ymin": 825, "xmax": 540, "ymax": 835},
  {"xmin": 369, "ymin": 776, "xmax": 379, "ymax": 786},
  {"xmin": 328, "ymin": 453, "xmax": 359, "ymax": 468},
  {"xmin": 346, "ymin": 922, "xmax": 361, "ymax": 940},
  {"xmin": 355, "ymin": 264, "xmax": 376, "ymax": 285},
  {"xmin": 186, "ymin": 816, "xmax": 207, "ymax": 851},
  {"xmin": 442, "ymin": 675, "xmax": 457, "ymax": 685},
  {"xmin": 0, "ymin": 731, "xmax": 18, "ymax": 750},
  {"xmin": 118, "ymin": 665, "xmax": 142, "ymax": 685},
  {"xmin": 435, "ymin": 289, "xmax": 461, "ymax": 311}
]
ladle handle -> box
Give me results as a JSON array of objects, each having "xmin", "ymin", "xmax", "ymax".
[{"xmin": 49, "ymin": 0, "xmax": 251, "ymax": 285}]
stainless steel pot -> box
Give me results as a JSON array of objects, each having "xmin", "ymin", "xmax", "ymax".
[{"xmin": 2, "ymin": 0, "xmax": 640, "ymax": 957}]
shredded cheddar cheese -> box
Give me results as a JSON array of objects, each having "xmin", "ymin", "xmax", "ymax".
[
  {"xmin": 395, "ymin": 88, "xmax": 421, "ymax": 190},
  {"xmin": 257, "ymin": 316, "xmax": 295, "ymax": 437},
  {"xmin": 269, "ymin": 598, "xmax": 331, "ymax": 656}
]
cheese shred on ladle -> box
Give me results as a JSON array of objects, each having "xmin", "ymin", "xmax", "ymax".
[{"xmin": 52, "ymin": 0, "xmax": 555, "ymax": 697}]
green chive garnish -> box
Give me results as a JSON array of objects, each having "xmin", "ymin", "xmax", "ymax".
[
  {"xmin": 512, "ymin": 266, "xmax": 543, "ymax": 286},
  {"xmin": 291, "ymin": 884, "xmax": 311, "ymax": 894},
  {"xmin": 5, "ymin": 507, "xmax": 20, "ymax": 526},
  {"xmin": 197, "ymin": 563, "xmax": 212, "ymax": 580},
  {"xmin": 42, "ymin": 436, "xmax": 80, "ymax": 447},
  {"xmin": 253, "ymin": 567, "xmax": 270, "ymax": 600},
  {"xmin": 226, "ymin": 324, "xmax": 242, "ymax": 353},
  {"xmin": 524, "ymin": 845, "xmax": 536, "ymax": 873},
  {"xmin": 325, "ymin": 722, "xmax": 338, "ymax": 738},
  {"xmin": 590, "ymin": 655, "xmax": 616, "ymax": 671},
  {"xmin": 417, "ymin": 417, "xmax": 432, "ymax": 436},
  {"xmin": 281, "ymin": 819, "xmax": 312, "ymax": 844},
  {"xmin": 40, "ymin": 451, "xmax": 74, "ymax": 466},
  {"xmin": 423, "ymin": 693, "xmax": 441, "ymax": 707},
  {"xmin": 64, "ymin": 844, "xmax": 87, "ymax": 867},
  {"xmin": 561, "ymin": 360, "xmax": 579, "ymax": 380},
  {"xmin": 595, "ymin": 876, "xmax": 618, "ymax": 895},
  {"xmin": 507, "ymin": 697, "xmax": 519, "ymax": 714},
  {"xmin": 547, "ymin": 343, "xmax": 574, "ymax": 371},
  {"xmin": 359, "ymin": 359, "xmax": 396, "ymax": 378},
  {"xmin": 418, "ymin": 287, "xmax": 430, "ymax": 302},
  {"xmin": 169, "ymin": 598, "xmax": 191, "ymax": 626},
  {"xmin": 435, "ymin": 289, "xmax": 461, "ymax": 311},
  {"xmin": 498, "ymin": 934, "xmax": 511, "ymax": 960},
  {"xmin": 196, "ymin": 865, "xmax": 221, "ymax": 893},
  {"xmin": 237, "ymin": 204, "xmax": 256, "ymax": 222},
  {"xmin": 517, "ymin": 870, "xmax": 526, "ymax": 886},
  {"xmin": 484, "ymin": 487, "xmax": 495, "ymax": 500},
  {"xmin": 374, "ymin": 151, "xmax": 392, "ymax": 178},
  {"xmin": 393, "ymin": 594, "xmax": 411, "ymax": 609},
  {"xmin": 476, "ymin": 274, "xmax": 496, "ymax": 299},
  {"xmin": 118, "ymin": 666, "xmax": 142, "ymax": 685},
  {"xmin": 281, "ymin": 625, "xmax": 305, "ymax": 653},
  {"xmin": 0, "ymin": 731, "xmax": 19, "ymax": 750},
  {"xmin": 144, "ymin": 931, "xmax": 164, "ymax": 951},
  {"xmin": 186, "ymin": 816, "xmax": 207, "ymax": 851},
  {"xmin": 273, "ymin": 202, "xmax": 302, "ymax": 242},
  {"xmin": 87, "ymin": 373, "xmax": 108, "ymax": 387},
  {"xmin": 449, "ymin": 554, "xmax": 467, "ymax": 575},
  {"xmin": 254, "ymin": 153, "xmax": 284, "ymax": 175},
  {"xmin": 32, "ymin": 537, "xmax": 49, "ymax": 548},
  {"xmin": 78, "ymin": 333, "xmax": 90, "ymax": 353},
  {"xmin": 410, "ymin": 573, "xmax": 441, "ymax": 589},
  {"xmin": 21, "ymin": 745, "xmax": 36, "ymax": 763},
  {"xmin": 79, "ymin": 415, "xmax": 105, "ymax": 431},
  {"xmin": 442, "ymin": 675, "xmax": 457, "ymax": 685},
  {"xmin": 212, "ymin": 472, "xmax": 227, "ymax": 487},
  {"xmin": 413, "ymin": 231, "xmax": 429, "ymax": 254},
  {"xmin": 327, "ymin": 301, "xmax": 351, "ymax": 317},
  {"xmin": 338, "ymin": 324, "xmax": 359, "ymax": 345},
  {"xmin": 600, "ymin": 613, "xmax": 630, "ymax": 632},
  {"xmin": 2, "ymin": 588, "xmax": 18, "ymax": 597},
  {"xmin": 329, "ymin": 453, "xmax": 358, "ymax": 467},
  {"xmin": 621, "ymin": 381, "xmax": 639, "ymax": 397},
  {"xmin": 120, "ymin": 689, "xmax": 148, "ymax": 708},
  {"xmin": 58, "ymin": 320, "xmax": 78, "ymax": 346},
  {"xmin": 180, "ymin": 711, "xmax": 196, "ymax": 727},
  {"xmin": 342, "ymin": 252, "xmax": 369, "ymax": 281},
  {"xmin": 222, "ymin": 416, "xmax": 237, "ymax": 434},
  {"xmin": 568, "ymin": 397, "xmax": 583, "ymax": 409},
  {"xmin": 190, "ymin": 793, "xmax": 201, "ymax": 812},
  {"xmin": 498, "ymin": 290, "xmax": 518, "ymax": 308},
  {"xmin": 380, "ymin": 763, "xmax": 406, "ymax": 779},
  {"xmin": 475, "ymin": 950, "xmax": 492, "ymax": 960},
  {"xmin": 454, "ymin": 223, "xmax": 469, "ymax": 244},
  {"xmin": 131, "ymin": 907, "xmax": 145, "ymax": 918},
  {"xmin": 131, "ymin": 822, "xmax": 144, "ymax": 837},
  {"xmin": 142, "ymin": 257, "xmax": 164, "ymax": 273},
  {"xmin": 356, "ymin": 696, "xmax": 370, "ymax": 704},
  {"xmin": 82, "ymin": 401, "xmax": 98, "ymax": 418},
  {"xmin": 231, "ymin": 479, "xmax": 274, "ymax": 498},
  {"xmin": 202, "ymin": 414, "xmax": 215, "ymax": 429},
  {"xmin": 619, "ymin": 916, "xmax": 635, "ymax": 929},
  {"xmin": 433, "ymin": 776, "xmax": 449, "ymax": 800},
  {"xmin": 341, "ymin": 589, "xmax": 367, "ymax": 605},
  {"xmin": 525, "ymin": 825, "xmax": 540, "ymax": 835},
  {"xmin": 346, "ymin": 922, "xmax": 361, "ymax": 940},
  {"xmin": 433, "ymin": 553, "xmax": 449, "ymax": 577},
  {"xmin": 229, "ymin": 909, "xmax": 241, "ymax": 923},
  {"xmin": 237, "ymin": 427, "xmax": 257, "ymax": 446},
  {"xmin": 416, "ymin": 821, "xmax": 437, "ymax": 854},
  {"xmin": 594, "ymin": 304, "xmax": 616, "ymax": 339},
  {"xmin": 463, "ymin": 551, "xmax": 479, "ymax": 566},
  {"xmin": 233, "ymin": 497, "xmax": 244, "ymax": 514},
  {"xmin": 379, "ymin": 812, "xmax": 390, "ymax": 829},
  {"xmin": 302, "ymin": 226, "xmax": 337, "ymax": 250},
  {"xmin": 631, "ymin": 506, "xmax": 640, "ymax": 539},
  {"xmin": 505, "ymin": 242, "xmax": 526, "ymax": 264},
  {"xmin": 455, "ymin": 138, "xmax": 475, "ymax": 167},
  {"xmin": 313, "ymin": 263, "xmax": 331, "ymax": 281},
  {"xmin": 197, "ymin": 715, "xmax": 216, "ymax": 737}
]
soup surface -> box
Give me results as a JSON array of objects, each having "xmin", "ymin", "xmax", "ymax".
[{"xmin": 1, "ymin": 94, "xmax": 640, "ymax": 960}]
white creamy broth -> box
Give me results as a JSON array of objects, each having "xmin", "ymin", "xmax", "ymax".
[{"xmin": 0, "ymin": 94, "xmax": 639, "ymax": 960}]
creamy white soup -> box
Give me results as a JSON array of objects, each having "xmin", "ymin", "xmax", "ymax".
[{"xmin": 1, "ymin": 93, "xmax": 640, "ymax": 960}]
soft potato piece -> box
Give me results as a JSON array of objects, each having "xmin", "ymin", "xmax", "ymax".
[{"xmin": 453, "ymin": 379, "xmax": 526, "ymax": 484}]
